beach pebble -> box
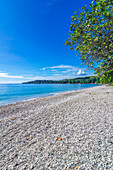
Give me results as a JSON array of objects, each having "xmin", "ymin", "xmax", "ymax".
[{"xmin": 0, "ymin": 85, "xmax": 113, "ymax": 169}]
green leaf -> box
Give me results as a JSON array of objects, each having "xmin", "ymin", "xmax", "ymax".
[{"xmin": 65, "ymin": 0, "xmax": 113, "ymax": 83}]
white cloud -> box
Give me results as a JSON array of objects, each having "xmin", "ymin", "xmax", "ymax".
[
  {"xmin": 51, "ymin": 69, "xmax": 57, "ymax": 72},
  {"xmin": 0, "ymin": 73, "xmax": 23, "ymax": 78},
  {"xmin": 50, "ymin": 65, "xmax": 76, "ymax": 69},
  {"xmin": 42, "ymin": 68, "xmax": 45, "ymax": 70},
  {"xmin": 41, "ymin": 65, "xmax": 88, "ymax": 77},
  {"xmin": 0, "ymin": 67, "xmax": 88, "ymax": 84},
  {"xmin": 42, "ymin": 65, "xmax": 78, "ymax": 71},
  {"xmin": 0, "ymin": 80, "xmax": 23, "ymax": 84},
  {"xmin": 41, "ymin": 65, "xmax": 79, "ymax": 76},
  {"xmin": 77, "ymin": 69, "xmax": 87, "ymax": 76}
]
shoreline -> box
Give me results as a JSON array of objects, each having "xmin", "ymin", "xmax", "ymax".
[
  {"xmin": 0, "ymin": 84, "xmax": 100, "ymax": 108},
  {"xmin": 0, "ymin": 85, "xmax": 113, "ymax": 169}
]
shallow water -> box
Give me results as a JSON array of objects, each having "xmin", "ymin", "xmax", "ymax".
[{"xmin": 0, "ymin": 84, "xmax": 99, "ymax": 106}]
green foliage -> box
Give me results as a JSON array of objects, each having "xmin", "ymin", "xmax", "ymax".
[
  {"xmin": 65, "ymin": 0, "xmax": 113, "ymax": 83},
  {"xmin": 23, "ymin": 76, "xmax": 100, "ymax": 84},
  {"xmin": 109, "ymin": 83, "xmax": 113, "ymax": 86},
  {"xmin": 99, "ymin": 68, "xmax": 113, "ymax": 83}
]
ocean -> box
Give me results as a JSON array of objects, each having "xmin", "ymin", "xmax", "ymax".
[{"xmin": 0, "ymin": 84, "xmax": 99, "ymax": 106}]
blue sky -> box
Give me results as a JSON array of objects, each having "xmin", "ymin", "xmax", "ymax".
[{"xmin": 0, "ymin": 0, "xmax": 94, "ymax": 83}]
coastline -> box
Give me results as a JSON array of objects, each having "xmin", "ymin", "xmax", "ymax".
[
  {"xmin": 0, "ymin": 85, "xmax": 113, "ymax": 169},
  {"xmin": 0, "ymin": 84, "xmax": 100, "ymax": 107}
]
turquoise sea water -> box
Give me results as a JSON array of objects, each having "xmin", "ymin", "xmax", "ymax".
[{"xmin": 0, "ymin": 84, "xmax": 99, "ymax": 106}]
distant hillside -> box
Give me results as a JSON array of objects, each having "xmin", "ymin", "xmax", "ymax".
[{"xmin": 22, "ymin": 76, "xmax": 100, "ymax": 84}]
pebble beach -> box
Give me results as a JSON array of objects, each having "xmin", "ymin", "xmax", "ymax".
[{"xmin": 0, "ymin": 85, "xmax": 113, "ymax": 169}]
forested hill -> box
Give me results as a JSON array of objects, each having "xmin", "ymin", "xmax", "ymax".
[{"xmin": 22, "ymin": 76, "xmax": 100, "ymax": 84}]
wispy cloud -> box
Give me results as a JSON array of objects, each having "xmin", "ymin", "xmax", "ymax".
[
  {"xmin": 0, "ymin": 73, "xmax": 23, "ymax": 79},
  {"xmin": 0, "ymin": 66, "xmax": 88, "ymax": 84},
  {"xmin": 77, "ymin": 69, "xmax": 87, "ymax": 76},
  {"xmin": 42, "ymin": 68, "xmax": 46, "ymax": 71},
  {"xmin": 62, "ymin": 69, "xmax": 73, "ymax": 74},
  {"xmin": 42, "ymin": 65, "xmax": 78, "ymax": 70},
  {"xmin": 41, "ymin": 65, "xmax": 79, "ymax": 75},
  {"xmin": 50, "ymin": 65, "xmax": 77, "ymax": 69},
  {"xmin": 41, "ymin": 65, "xmax": 87, "ymax": 77}
]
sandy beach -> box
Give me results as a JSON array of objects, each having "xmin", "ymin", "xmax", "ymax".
[{"xmin": 0, "ymin": 85, "xmax": 113, "ymax": 169}]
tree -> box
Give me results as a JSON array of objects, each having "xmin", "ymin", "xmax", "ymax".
[{"xmin": 65, "ymin": 0, "xmax": 113, "ymax": 83}]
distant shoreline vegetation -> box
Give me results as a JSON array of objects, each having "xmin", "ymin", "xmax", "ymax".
[{"xmin": 22, "ymin": 76, "xmax": 100, "ymax": 84}]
